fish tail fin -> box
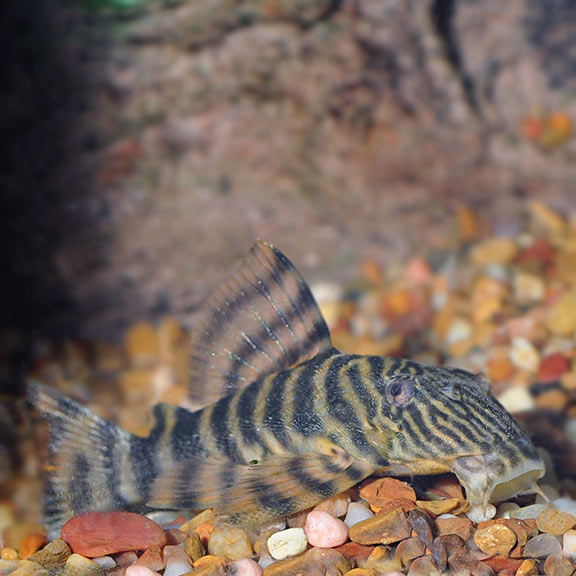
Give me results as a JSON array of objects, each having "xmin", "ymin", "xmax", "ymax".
[{"xmin": 28, "ymin": 382, "xmax": 149, "ymax": 536}]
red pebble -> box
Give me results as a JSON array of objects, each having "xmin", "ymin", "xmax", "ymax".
[
  {"xmin": 61, "ymin": 512, "xmax": 167, "ymax": 557},
  {"xmin": 538, "ymin": 353, "xmax": 570, "ymax": 383}
]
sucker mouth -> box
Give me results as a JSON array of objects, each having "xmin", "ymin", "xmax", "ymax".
[{"xmin": 450, "ymin": 453, "xmax": 545, "ymax": 522}]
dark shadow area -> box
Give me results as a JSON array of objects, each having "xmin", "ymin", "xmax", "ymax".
[{"xmin": 0, "ymin": 0, "xmax": 109, "ymax": 353}]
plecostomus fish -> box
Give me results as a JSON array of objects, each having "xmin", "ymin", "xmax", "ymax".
[{"xmin": 29, "ymin": 241, "xmax": 545, "ymax": 534}]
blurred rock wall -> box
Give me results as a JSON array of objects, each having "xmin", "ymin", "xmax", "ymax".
[{"xmin": 2, "ymin": 0, "xmax": 576, "ymax": 339}]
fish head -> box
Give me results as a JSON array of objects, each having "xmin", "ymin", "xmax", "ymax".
[{"xmin": 371, "ymin": 360, "xmax": 545, "ymax": 521}]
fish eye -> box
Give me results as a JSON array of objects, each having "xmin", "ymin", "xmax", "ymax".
[{"xmin": 385, "ymin": 378, "xmax": 414, "ymax": 406}]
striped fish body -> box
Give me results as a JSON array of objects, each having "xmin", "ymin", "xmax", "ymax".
[{"xmin": 29, "ymin": 241, "xmax": 545, "ymax": 533}]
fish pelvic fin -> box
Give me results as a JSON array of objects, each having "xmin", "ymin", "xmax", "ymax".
[
  {"xmin": 187, "ymin": 240, "xmax": 333, "ymax": 409},
  {"xmin": 28, "ymin": 382, "xmax": 148, "ymax": 536}
]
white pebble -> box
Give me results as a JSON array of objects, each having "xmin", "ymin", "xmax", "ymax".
[
  {"xmin": 304, "ymin": 510, "xmax": 348, "ymax": 548},
  {"xmin": 497, "ymin": 386, "xmax": 535, "ymax": 414},
  {"xmin": 466, "ymin": 504, "xmax": 496, "ymax": 524},
  {"xmin": 163, "ymin": 545, "xmax": 193, "ymax": 576},
  {"xmin": 91, "ymin": 557, "xmax": 116, "ymax": 569},
  {"xmin": 257, "ymin": 551, "xmax": 276, "ymax": 570},
  {"xmin": 554, "ymin": 498, "xmax": 576, "ymax": 517},
  {"xmin": 509, "ymin": 503, "xmax": 548, "ymax": 520},
  {"xmin": 228, "ymin": 558, "xmax": 263, "ymax": 576},
  {"xmin": 524, "ymin": 533, "xmax": 562, "ymax": 558},
  {"xmin": 446, "ymin": 317, "xmax": 472, "ymax": 345},
  {"xmin": 126, "ymin": 565, "xmax": 162, "ymax": 576},
  {"xmin": 344, "ymin": 502, "xmax": 374, "ymax": 528},
  {"xmin": 510, "ymin": 337, "xmax": 540, "ymax": 372},
  {"xmin": 563, "ymin": 529, "xmax": 576, "ymax": 559},
  {"xmin": 267, "ymin": 528, "xmax": 308, "ymax": 560}
]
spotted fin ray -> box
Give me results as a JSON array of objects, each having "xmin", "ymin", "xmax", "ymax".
[
  {"xmin": 187, "ymin": 240, "xmax": 333, "ymax": 408},
  {"xmin": 148, "ymin": 445, "xmax": 376, "ymax": 524}
]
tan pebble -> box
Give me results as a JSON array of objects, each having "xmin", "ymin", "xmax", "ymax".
[
  {"xmin": 516, "ymin": 558, "xmax": 539, "ymax": 576},
  {"xmin": 374, "ymin": 498, "xmax": 417, "ymax": 516},
  {"xmin": 542, "ymin": 553, "xmax": 576, "ymax": 576},
  {"xmin": 9, "ymin": 559, "xmax": 48, "ymax": 576},
  {"xmin": 349, "ymin": 508, "xmax": 411, "ymax": 545},
  {"xmin": 473, "ymin": 297, "xmax": 502, "ymax": 324},
  {"xmin": 434, "ymin": 517, "xmax": 472, "ymax": 540},
  {"xmin": 180, "ymin": 510, "xmax": 215, "ymax": 534},
  {"xmin": 263, "ymin": 547, "xmax": 350, "ymax": 576},
  {"xmin": 365, "ymin": 545, "xmax": 402, "ymax": 573},
  {"xmin": 183, "ymin": 533, "xmax": 205, "ymax": 563},
  {"xmin": 537, "ymin": 508, "xmax": 576, "ymax": 536},
  {"xmin": 119, "ymin": 369, "xmax": 154, "ymax": 404},
  {"xmin": 313, "ymin": 493, "xmax": 351, "ymax": 517},
  {"xmin": 193, "ymin": 560, "xmax": 227, "ymax": 576},
  {"xmin": 498, "ymin": 386, "xmax": 535, "ymax": 414},
  {"xmin": 471, "ymin": 237, "xmax": 518, "ymax": 265},
  {"xmin": 193, "ymin": 554, "xmax": 226, "ymax": 570},
  {"xmin": 93, "ymin": 341, "xmax": 127, "ymax": 372},
  {"xmin": 62, "ymin": 554, "xmax": 104, "ymax": 576},
  {"xmin": 343, "ymin": 569, "xmax": 376, "ymax": 576},
  {"xmin": 29, "ymin": 539, "xmax": 71, "ymax": 570},
  {"xmin": 535, "ymin": 389, "xmax": 569, "ymax": 412},
  {"xmin": 1, "ymin": 548, "xmax": 19, "ymax": 560},
  {"xmin": 406, "ymin": 555, "xmax": 441, "ymax": 576},
  {"xmin": 208, "ymin": 527, "xmax": 252, "ymax": 561},
  {"xmin": 125, "ymin": 322, "xmax": 159, "ymax": 366},
  {"xmin": 395, "ymin": 536, "xmax": 425, "ymax": 568},
  {"xmin": 415, "ymin": 498, "xmax": 460, "ymax": 516},
  {"xmin": 547, "ymin": 291, "xmax": 576, "ymax": 336},
  {"xmin": 474, "ymin": 524, "xmax": 517, "ymax": 556},
  {"xmin": 561, "ymin": 371, "xmax": 576, "ymax": 391}
]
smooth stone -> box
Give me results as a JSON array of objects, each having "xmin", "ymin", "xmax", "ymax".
[
  {"xmin": 554, "ymin": 498, "xmax": 576, "ymax": 517},
  {"xmin": 125, "ymin": 566, "xmax": 162, "ymax": 576},
  {"xmin": 524, "ymin": 533, "xmax": 562, "ymax": 558},
  {"xmin": 63, "ymin": 554, "xmax": 104, "ymax": 576},
  {"xmin": 537, "ymin": 509, "xmax": 576, "ymax": 536},
  {"xmin": 228, "ymin": 558, "xmax": 263, "ymax": 576},
  {"xmin": 266, "ymin": 528, "xmax": 307, "ymax": 561},
  {"xmin": 563, "ymin": 530, "xmax": 576, "ymax": 559},
  {"xmin": 208, "ymin": 527, "xmax": 253, "ymax": 561},
  {"xmin": 91, "ymin": 557, "xmax": 116, "ymax": 569},
  {"xmin": 29, "ymin": 539, "xmax": 71, "ymax": 570},
  {"xmin": 163, "ymin": 546, "xmax": 193, "ymax": 576},
  {"xmin": 509, "ymin": 503, "xmax": 548, "ymax": 520},
  {"xmin": 344, "ymin": 503, "xmax": 374, "ymax": 529},
  {"xmin": 313, "ymin": 494, "xmax": 351, "ymax": 518},
  {"xmin": 305, "ymin": 511, "xmax": 349, "ymax": 548},
  {"xmin": 61, "ymin": 512, "xmax": 167, "ymax": 557}
]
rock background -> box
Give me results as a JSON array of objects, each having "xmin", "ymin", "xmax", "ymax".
[{"xmin": 2, "ymin": 0, "xmax": 576, "ymax": 339}]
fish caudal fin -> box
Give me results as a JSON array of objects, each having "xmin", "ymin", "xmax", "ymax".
[{"xmin": 28, "ymin": 382, "xmax": 146, "ymax": 536}]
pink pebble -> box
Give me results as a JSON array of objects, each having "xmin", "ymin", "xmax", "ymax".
[
  {"xmin": 304, "ymin": 510, "xmax": 349, "ymax": 548},
  {"xmin": 228, "ymin": 558, "xmax": 263, "ymax": 576},
  {"xmin": 126, "ymin": 565, "xmax": 162, "ymax": 576}
]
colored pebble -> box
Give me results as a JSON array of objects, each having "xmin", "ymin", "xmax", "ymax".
[
  {"xmin": 163, "ymin": 545, "xmax": 193, "ymax": 576},
  {"xmin": 91, "ymin": 556, "xmax": 116, "ymax": 569},
  {"xmin": 19, "ymin": 533, "xmax": 48, "ymax": 560},
  {"xmin": 510, "ymin": 504, "xmax": 548, "ymax": 520},
  {"xmin": 60, "ymin": 512, "xmax": 166, "ymax": 557},
  {"xmin": 228, "ymin": 558, "xmax": 263, "ymax": 576},
  {"xmin": 304, "ymin": 511, "xmax": 349, "ymax": 548},
  {"xmin": 563, "ymin": 529, "xmax": 576, "ymax": 559},
  {"xmin": 516, "ymin": 558, "xmax": 539, "ymax": 576},
  {"xmin": 125, "ymin": 565, "xmax": 161, "ymax": 576},
  {"xmin": 64, "ymin": 553, "xmax": 104, "ymax": 576},
  {"xmin": 266, "ymin": 528, "xmax": 307, "ymax": 560},
  {"xmin": 473, "ymin": 523, "xmax": 517, "ymax": 556},
  {"xmin": 28, "ymin": 539, "xmax": 71, "ymax": 570},
  {"xmin": 537, "ymin": 508, "xmax": 576, "ymax": 536},
  {"xmin": 313, "ymin": 493, "xmax": 351, "ymax": 518},
  {"xmin": 349, "ymin": 508, "xmax": 411, "ymax": 546},
  {"xmin": 524, "ymin": 533, "xmax": 563, "ymax": 558},
  {"xmin": 344, "ymin": 503, "xmax": 374, "ymax": 528},
  {"xmin": 510, "ymin": 337, "xmax": 540, "ymax": 372},
  {"xmin": 208, "ymin": 527, "xmax": 253, "ymax": 560}
]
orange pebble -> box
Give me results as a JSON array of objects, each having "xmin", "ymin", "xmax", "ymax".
[
  {"xmin": 193, "ymin": 523, "xmax": 214, "ymax": 548},
  {"xmin": 19, "ymin": 533, "xmax": 48, "ymax": 559}
]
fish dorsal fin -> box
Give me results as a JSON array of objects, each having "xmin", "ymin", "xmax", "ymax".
[{"xmin": 188, "ymin": 240, "xmax": 333, "ymax": 408}]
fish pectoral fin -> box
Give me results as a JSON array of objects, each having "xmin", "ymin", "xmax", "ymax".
[{"xmin": 148, "ymin": 448, "xmax": 375, "ymax": 524}]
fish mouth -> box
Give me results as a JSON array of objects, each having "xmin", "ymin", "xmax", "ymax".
[{"xmin": 450, "ymin": 453, "xmax": 545, "ymax": 522}]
